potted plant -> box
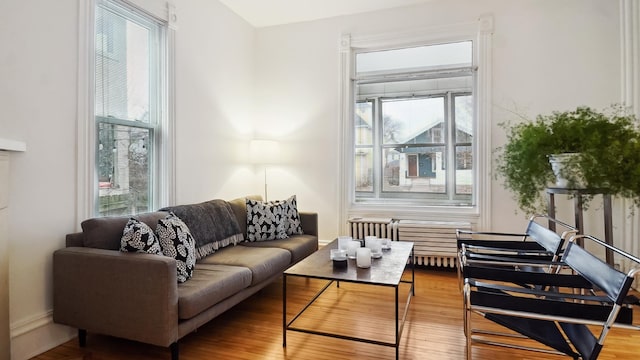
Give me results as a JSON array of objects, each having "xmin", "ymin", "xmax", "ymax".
[{"xmin": 496, "ymin": 105, "xmax": 640, "ymax": 214}]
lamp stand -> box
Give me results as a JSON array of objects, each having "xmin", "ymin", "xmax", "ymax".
[{"xmin": 264, "ymin": 165, "xmax": 268, "ymax": 202}]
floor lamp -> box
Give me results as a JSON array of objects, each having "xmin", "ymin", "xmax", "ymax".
[{"xmin": 249, "ymin": 139, "xmax": 279, "ymax": 201}]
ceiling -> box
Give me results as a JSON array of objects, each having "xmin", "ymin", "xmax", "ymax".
[{"xmin": 217, "ymin": 0, "xmax": 436, "ymax": 28}]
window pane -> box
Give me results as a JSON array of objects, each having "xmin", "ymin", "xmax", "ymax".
[
  {"xmin": 356, "ymin": 41, "xmax": 472, "ymax": 75},
  {"xmin": 382, "ymin": 146, "xmax": 446, "ymax": 193},
  {"xmin": 96, "ymin": 4, "xmax": 152, "ymax": 122},
  {"xmin": 455, "ymin": 95, "xmax": 473, "ymax": 143},
  {"xmin": 355, "ymin": 101, "xmax": 373, "ymax": 145},
  {"xmin": 382, "ymin": 97, "xmax": 444, "ymax": 144},
  {"xmin": 98, "ymin": 123, "xmax": 151, "ymax": 216},
  {"xmin": 355, "ymin": 148, "xmax": 373, "ymax": 192},
  {"xmin": 94, "ymin": 0, "xmax": 163, "ymax": 217},
  {"xmin": 455, "ymin": 95, "xmax": 473, "ymax": 194},
  {"xmin": 455, "ymin": 145, "xmax": 472, "ymax": 194}
]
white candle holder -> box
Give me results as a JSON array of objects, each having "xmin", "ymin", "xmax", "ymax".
[
  {"xmin": 338, "ymin": 235, "xmax": 352, "ymax": 251},
  {"xmin": 346, "ymin": 240, "xmax": 361, "ymax": 259}
]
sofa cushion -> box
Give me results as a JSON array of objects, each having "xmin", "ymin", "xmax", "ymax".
[
  {"xmin": 120, "ymin": 218, "xmax": 163, "ymax": 255},
  {"xmin": 246, "ymin": 198, "xmax": 288, "ymax": 241},
  {"xmin": 177, "ymin": 264, "xmax": 252, "ymax": 319},
  {"xmin": 281, "ymin": 195, "xmax": 304, "ymax": 236},
  {"xmin": 160, "ymin": 200, "xmax": 243, "ymax": 260},
  {"xmin": 82, "ymin": 212, "xmax": 167, "ymax": 250},
  {"xmin": 241, "ymin": 234, "xmax": 317, "ymax": 264},
  {"xmin": 227, "ymin": 195, "xmax": 262, "ymax": 239},
  {"xmin": 157, "ymin": 213, "xmax": 196, "ymax": 283},
  {"xmin": 198, "ymin": 246, "xmax": 291, "ymax": 286}
]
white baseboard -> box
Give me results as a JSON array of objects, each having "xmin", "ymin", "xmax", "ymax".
[
  {"xmin": 318, "ymin": 239, "xmax": 331, "ymax": 247},
  {"xmin": 10, "ymin": 311, "xmax": 75, "ymax": 360}
]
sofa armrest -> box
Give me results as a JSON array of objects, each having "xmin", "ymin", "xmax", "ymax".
[
  {"xmin": 53, "ymin": 247, "xmax": 179, "ymax": 347},
  {"xmin": 65, "ymin": 232, "xmax": 84, "ymax": 247},
  {"xmin": 300, "ymin": 212, "xmax": 318, "ymax": 237}
]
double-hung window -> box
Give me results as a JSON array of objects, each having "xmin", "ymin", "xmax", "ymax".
[
  {"xmin": 353, "ymin": 41, "xmax": 475, "ymax": 206},
  {"xmin": 94, "ymin": 0, "xmax": 168, "ymax": 216}
]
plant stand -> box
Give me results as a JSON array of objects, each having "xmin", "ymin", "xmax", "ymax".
[{"xmin": 546, "ymin": 187, "xmax": 614, "ymax": 265}]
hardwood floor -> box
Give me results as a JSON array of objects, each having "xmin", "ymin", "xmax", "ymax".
[{"xmin": 34, "ymin": 268, "xmax": 640, "ymax": 360}]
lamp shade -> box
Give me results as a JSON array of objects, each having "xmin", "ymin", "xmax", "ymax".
[{"xmin": 249, "ymin": 139, "xmax": 279, "ymax": 164}]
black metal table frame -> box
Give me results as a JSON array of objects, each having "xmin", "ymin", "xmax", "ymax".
[{"xmin": 282, "ymin": 247, "xmax": 414, "ymax": 360}]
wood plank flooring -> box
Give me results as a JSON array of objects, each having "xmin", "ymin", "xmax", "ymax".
[{"xmin": 33, "ymin": 268, "xmax": 640, "ymax": 360}]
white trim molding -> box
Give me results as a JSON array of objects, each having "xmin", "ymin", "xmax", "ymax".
[
  {"xmin": 337, "ymin": 33, "xmax": 354, "ymax": 237},
  {"xmin": 476, "ymin": 14, "xmax": 494, "ymax": 230},
  {"xmin": 10, "ymin": 311, "xmax": 75, "ymax": 360},
  {"xmin": 338, "ymin": 15, "xmax": 494, "ymax": 234},
  {"xmin": 621, "ymin": 0, "xmax": 640, "ymax": 113},
  {"xmin": 75, "ymin": 0, "xmax": 96, "ymax": 227},
  {"xmin": 619, "ymin": 0, "xmax": 640, "ymax": 273},
  {"xmin": 0, "ymin": 139, "xmax": 26, "ymax": 152}
]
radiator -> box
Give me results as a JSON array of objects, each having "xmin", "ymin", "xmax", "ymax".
[
  {"xmin": 348, "ymin": 217, "xmax": 398, "ymax": 240},
  {"xmin": 397, "ymin": 220, "xmax": 472, "ymax": 268},
  {"xmin": 347, "ymin": 217, "xmax": 471, "ymax": 268}
]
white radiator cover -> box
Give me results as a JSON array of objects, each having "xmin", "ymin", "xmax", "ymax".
[
  {"xmin": 348, "ymin": 217, "xmax": 398, "ymax": 241},
  {"xmin": 347, "ymin": 218, "xmax": 471, "ymax": 267},
  {"xmin": 398, "ymin": 220, "xmax": 471, "ymax": 267}
]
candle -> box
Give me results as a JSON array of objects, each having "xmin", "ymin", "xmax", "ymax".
[
  {"xmin": 331, "ymin": 248, "xmax": 348, "ymax": 268},
  {"xmin": 330, "ymin": 249, "xmax": 347, "ymax": 260},
  {"xmin": 356, "ymin": 247, "xmax": 372, "ymax": 268}
]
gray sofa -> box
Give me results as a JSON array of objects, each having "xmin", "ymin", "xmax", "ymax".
[{"xmin": 53, "ymin": 195, "xmax": 318, "ymax": 360}]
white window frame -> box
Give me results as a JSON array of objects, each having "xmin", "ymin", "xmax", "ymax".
[
  {"xmin": 338, "ymin": 16, "xmax": 494, "ymax": 232},
  {"xmin": 76, "ymin": 0, "xmax": 176, "ymax": 224}
]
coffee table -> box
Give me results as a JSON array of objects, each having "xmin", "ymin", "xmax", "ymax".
[{"xmin": 283, "ymin": 239, "xmax": 414, "ymax": 359}]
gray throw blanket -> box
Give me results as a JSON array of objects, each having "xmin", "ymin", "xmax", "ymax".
[{"xmin": 160, "ymin": 199, "xmax": 243, "ymax": 260}]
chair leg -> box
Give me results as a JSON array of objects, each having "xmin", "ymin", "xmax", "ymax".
[
  {"xmin": 78, "ymin": 329, "xmax": 87, "ymax": 347},
  {"xmin": 463, "ymin": 284, "xmax": 472, "ymax": 360},
  {"xmin": 170, "ymin": 342, "xmax": 179, "ymax": 360}
]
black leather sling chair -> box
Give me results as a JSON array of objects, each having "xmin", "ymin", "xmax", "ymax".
[
  {"xmin": 456, "ymin": 215, "xmax": 577, "ymax": 290},
  {"xmin": 462, "ymin": 234, "xmax": 640, "ymax": 360}
]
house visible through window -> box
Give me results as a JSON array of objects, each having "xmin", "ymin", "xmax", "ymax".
[
  {"xmin": 94, "ymin": 0, "xmax": 166, "ymax": 216},
  {"xmin": 354, "ymin": 41, "xmax": 474, "ymax": 205}
]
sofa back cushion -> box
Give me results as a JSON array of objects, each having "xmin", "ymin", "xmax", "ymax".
[
  {"xmin": 160, "ymin": 199, "xmax": 243, "ymax": 260},
  {"xmin": 81, "ymin": 211, "xmax": 167, "ymax": 250}
]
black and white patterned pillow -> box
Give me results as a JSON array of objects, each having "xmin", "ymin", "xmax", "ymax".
[
  {"xmin": 246, "ymin": 198, "xmax": 288, "ymax": 241},
  {"xmin": 282, "ymin": 195, "xmax": 303, "ymax": 236},
  {"xmin": 156, "ymin": 212, "xmax": 196, "ymax": 283},
  {"xmin": 120, "ymin": 218, "xmax": 162, "ymax": 255}
]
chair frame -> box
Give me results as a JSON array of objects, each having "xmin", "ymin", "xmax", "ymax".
[
  {"xmin": 456, "ymin": 215, "xmax": 577, "ymax": 290},
  {"xmin": 463, "ymin": 234, "xmax": 640, "ymax": 360}
]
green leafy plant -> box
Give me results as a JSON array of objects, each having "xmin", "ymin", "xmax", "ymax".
[{"xmin": 496, "ymin": 105, "xmax": 640, "ymax": 214}]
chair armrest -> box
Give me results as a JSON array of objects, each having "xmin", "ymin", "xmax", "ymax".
[
  {"xmin": 300, "ymin": 212, "xmax": 318, "ymax": 236},
  {"xmin": 53, "ymin": 247, "xmax": 179, "ymax": 347},
  {"xmin": 457, "ymin": 229, "xmax": 527, "ymax": 238}
]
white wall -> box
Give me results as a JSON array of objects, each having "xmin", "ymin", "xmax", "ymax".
[
  {"xmin": 2, "ymin": 1, "xmax": 81, "ymax": 358},
  {"xmin": 1, "ymin": 0, "xmax": 257, "ymax": 359},
  {"xmin": 0, "ymin": 0, "xmax": 624, "ymax": 358},
  {"xmin": 253, "ymin": 0, "xmax": 621, "ymax": 239},
  {"xmin": 173, "ymin": 0, "xmax": 257, "ymax": 203}
]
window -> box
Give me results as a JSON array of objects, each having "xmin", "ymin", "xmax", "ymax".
[
  {"xmin": 353, "ymin": 41, "xmax": 474, "ymax": 206},
  {"xmin": 94, "ymin": 0, "xmax": 167, "ymax": 216}
]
